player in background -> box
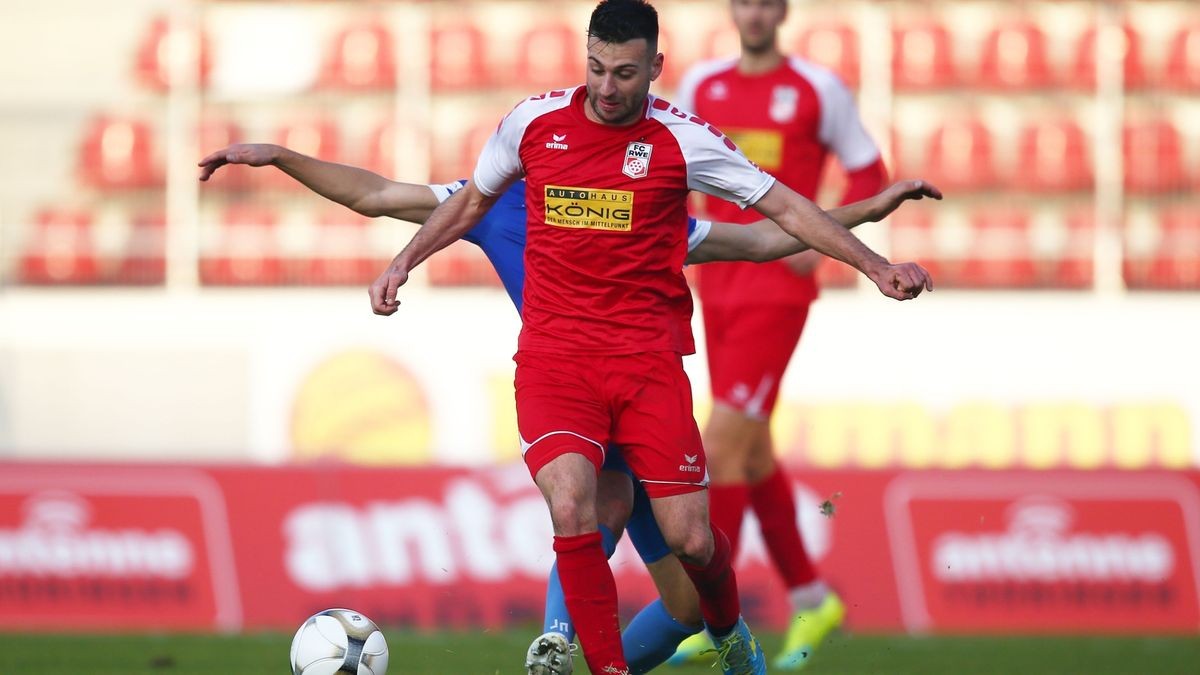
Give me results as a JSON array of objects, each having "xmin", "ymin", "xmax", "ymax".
[
  {"xmin": 672, "ymin": 0, "xmax": 887, "ymax": 667},
  {"xmin": 198, "ymin": 140, "xmax": 939, "ymax": 675},
  {"xmin": 368, "ymin": 2, "xmax": 931, "ymax": 673}
]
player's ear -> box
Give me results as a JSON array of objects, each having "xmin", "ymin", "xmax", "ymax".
[{"xmin": 650, "ymin": 52, "xmax": 664, "ymax": 82}]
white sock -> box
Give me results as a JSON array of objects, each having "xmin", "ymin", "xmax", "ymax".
[{"xmin": 789, "ymin": 580, "xmax": 829, "ymax": 613}]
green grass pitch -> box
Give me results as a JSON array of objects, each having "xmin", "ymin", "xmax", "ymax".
[{"xmin": 1, "ymin": 628, "xmax": 1197, "ymax": 674}]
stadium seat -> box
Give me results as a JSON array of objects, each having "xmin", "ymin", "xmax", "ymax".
[
  {"xmin": 887, "ymin": 210, "xmax": 947, "ymax": 284},
  {"xmin": 978, "ymin": 21, "xmax": 1053, "ymax": 89},
  {"xmin": 1123, "ymin": 119, "xmax": 1187, "ymax": 194},
  {"xmin": 264, "ymin": 118, "xmax": 341, "ymax": 190},
  {"xmin": 134, "ymin": 15, "xmax": 210, "ymax": 91},
  {"xmin": 703, "ymin": 24, "xmax": 741, "ymax": 60},
  {"xmin": 364, "ymin": 120, "xmax": 396, "ymax": 178},
  {"xmin": 1050, "ymin": 209, "xmax": 1094, "ymax": 289},
  {"xmin": 299, "ymin": 209, "xmax": 382, "ymax": 285},
  {"xmin": 1165, "ymin": 25, "xmax": 1200, "ymax": 90},
  {"xmin": 815, "ymin": 258, "xmax": 857, "ymax": 289},
  {"xmin": 794, "ymin": 22, "xmax": 860, "ymax": 86},
  {"xmin": 195, "ymin": 117, "xmax": 255, "ymax": 190},
  {"xmin": 892, "ymin": 22, "xmax": 957, "ymax": 90},
  {"xmin": 200, "ymin": 205, "xmax": 285, "ymax": 285},
  {"xmin": 320, "ymin": 21, "xmax": 396, "ymax": 90},
  {"xmin": 77, "ymin": 115, "xmax": 162, "ymax": 190},
  {"xmin": 923, "ymin": 117, "xmax": 997, "ymax": 191},
  {"xmin": 515, "ymin": 22, "xmax": 584, "ymax": 90},
  {"xmin": 432, "ymin": 115, "xmax": 501, "ymax": 183},
  {"xmin": 1012, "ymin": 118, "xmax": 1092, "ymax": 192},
  {"xmin": 1071, "ymin": 24, "xmax": 1146, "ymax": 90},
  {"xmin": 426, "ymin": 239, "xmax": 502, "ymax": 289},
  {"xmin": 961, "ymin": 209, "xmax": 1038, "ymax": 288},
  {"xmin": 114, "ymin": 211, "xmax": 167, "ymax": 285},
  {"xmin": 17, "ymin": 209, "xmax": 102, "ymax": 285},
  {"xmin": 1125, "ymin": 209, "xmax": 1200, "ymax": 290},
  {"xmin": 430, "ymin": 24, "xmax": 489, "ymax": 91},
  {"xmin": 656, "ymin": 26, "xmax": 685, "ymax": 90}
]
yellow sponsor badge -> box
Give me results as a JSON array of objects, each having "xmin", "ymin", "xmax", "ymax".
[
  {"xmin": 544, "ymin": 186, "xmax": 634, "ymax": 232},
  {"xmin": 725, "ymin": 129, "xmax": 784, "ymax": 170}
]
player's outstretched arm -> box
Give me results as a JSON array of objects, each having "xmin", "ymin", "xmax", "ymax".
[
  {"xmin": 369, "ymin": 180, "xmax": 499, "ymax": 316},
  {"xmin": 687, "ymin": 180, "xmax": 941, "ymax": 265},
  {"xmin": 751, "ymin": 181, "xmax": 934, "ymax": 300},
  {"xmin": 197, "ymin": 143, "xmax": 439, "ymax": 223}
]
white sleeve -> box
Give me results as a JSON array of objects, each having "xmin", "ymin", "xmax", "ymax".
[
  {"xmin": 793, "ymin": 58, "xmax": 881, "ymax": 171},
  {"xmin": 662, "ymin": 113, "xmax": 775, "ymax": 209},
  {"xmin": 686, "ymin": 219, "xmax": 712, "ymax": 253},
  {"xmin": 471, "ymin": 116, "xmax": 525, "ymax": 197},
  {"xmin": 427, "ymin": 180, "xmax": 467, "ymax": 204}
]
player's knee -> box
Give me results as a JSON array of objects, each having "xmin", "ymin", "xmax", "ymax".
[
  {"xmin": 667, "ymin": 524, "xmax": 714, "ymax": 566},
  {"xmin": 546, "ymin": 493, "xmax": 597, "ymax": 536}
]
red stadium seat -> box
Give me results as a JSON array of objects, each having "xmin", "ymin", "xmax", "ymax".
[
  {"xmin": 263, "ymin": 119, "xmax": 342, "ymax": 190},
  {"xmin": 115, "ymin": 211, "xmax": 166, "ymax": 285},
  {"xmin": 18, "ymin": 209, "xmax": 102, "ymax": 285},
  {"xmin": 200, "ymin": 205, "xmax": 285, "ymax": 285},
  {"xmin": 427, "ymin": 240, "xmax": 502, "ymax": 289},
  {"xmin": 431, "ymin": 115, "xmax": 501, "ymax": 184},
  {"xmin": 515, "ymin": 22, "xmax": 584, "ymax": 90},
  {"xmin": 1071, "ymin": 24, "xmax": 1146, "ymax": 90},
  {"xmin": 1013, "ymin": 119, "xmax": 1092, "ymax": 192},
  {"xmin": 1050, "ymin": 209, "xmax": 1094, "ymax": 289},
  {"xmin": 1165, "ymin": 25, "xmax": 1200, "ymax": 90},
  {"xmin": 320, "ymin": 21, "xmax": 396, "ymax": 90},
  {"xmin": 195, "ymin": 117, "xmax": 255, "ymax": 190},
  {"xmin": 134, "ymin": 16, "xmax": 211, "ymax": 91},
  {"xmin": 656, "ymin": 26, "xmax": 685, "ymax": 90},
  {"xmin": 887, "ymin": 210, "xmax": 947, "ymax": 283},
  {"xmin": 960, "ymin": 209, "xmax": 1038, "ymax": 288},
  {"xmin": 364, "ymin": 120, "xmax": 396, "ymax": 178},
  {"xmin": 299, "ymin": 209, "xmax": 382, "ymax": 285},
  {"xmin": 815, "ymin": 258, "xmax": 857, "ymax": 289},
  {"xmin": 1126, "ymin": 209, "xmax": 1200, "ymax": 290},
  {"xmin": 892, "ymin": 22, "xmax": 957, "ymax": 90},
  {"xmin": 979, "ymin": 21, "xmax": 1053, "ymax": 89},
  {"xmin": 430, "ymin": 24, "xmax": 489, "ymax": 91},
  {"xmin": 795, "ymin": 22, "xmax": 860, "ymax": 87},
  {"xmin": 77, "ymin": 115, "xmax": 162, "ymax": 190},
  {"xmin": 1123, "ymin": 119, "xmax": 1187, "ymax": 194},
  {"xmin": 703, "ymin": 25, "xmax": 741, "ymax": 60},
  {"xmin": 924, "ymin": 117, "xmax": 996, "ymax": 191}
]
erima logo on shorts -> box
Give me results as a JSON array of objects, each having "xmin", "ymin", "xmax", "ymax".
[
  {"xmin": 544, "ymin": 186, "xmax": 633, "ymax": 231},
  {"xmin": 679, "ymin": 453, "xmax": 702, "ymax": 473}
]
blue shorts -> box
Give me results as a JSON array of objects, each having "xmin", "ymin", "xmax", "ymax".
[{"xmin": 602, "ymin": 447, "xmax": 673, "ymax": 564}]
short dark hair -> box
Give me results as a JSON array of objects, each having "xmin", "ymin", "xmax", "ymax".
[{"xmin": 588, "ymin": 0, "xmax": 659, "ymax": 51}]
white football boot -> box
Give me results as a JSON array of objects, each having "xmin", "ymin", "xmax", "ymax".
[{"xmin": 525, "ymin": 631, "xmax": 575, "ymax": 675}]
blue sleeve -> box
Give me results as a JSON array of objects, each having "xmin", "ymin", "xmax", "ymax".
[
  {"xmin": 463, "ymin": 181, "xmax": 528, "ymax": 313},
  {"xmin": 687, "ymin": 216, "xmax": 697, "ymax": 237}
]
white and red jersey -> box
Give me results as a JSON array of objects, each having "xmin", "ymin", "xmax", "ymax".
[
  {"xmin": 473, "ymin": 86, "xmax": 774, "ymax": 356},
  {"xmin": 676, "ymin": 56, "xmax": 882, "ymax": 306}
]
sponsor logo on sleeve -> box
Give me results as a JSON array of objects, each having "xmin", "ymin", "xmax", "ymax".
[
  {"xmin": 543, "ymin": 186, "xmax": 633, "ymax": 231},
  {"xmin": 622, "ymin": 142, "xmax": 653, "ymax": 179}
]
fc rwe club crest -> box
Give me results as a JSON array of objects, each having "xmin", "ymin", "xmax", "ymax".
[{"xmin": 623, "ymin": 142, "xmax": 653, "ymax": 179}]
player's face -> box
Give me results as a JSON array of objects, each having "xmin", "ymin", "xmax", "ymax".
[
  {"xmin": 585, "ymin": 37, "xmax": 664, "ymax": 127},
  {"xmin": 731, "ymin": 0, "xmax": 787, "ymax": 54}
]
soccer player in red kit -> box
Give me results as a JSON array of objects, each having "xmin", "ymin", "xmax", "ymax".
[
  {"xmin": 369, "ymin": 2, "xmax": 931, "ymax": 673},
  {"xmin": 671, "ymin": 1, "xmax": 886, "ymax": 668}
]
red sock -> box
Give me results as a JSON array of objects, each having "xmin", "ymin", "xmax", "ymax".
[
  {"xmin": 680, "ymin": 525, "xmax": 741, "ymax": 636},
  {"xmin": 553, "ymin": 532, "xmax": 627, "ymax": 673},
  {"xmin": 750, "ymin": 467, "xmax": 818, "ymax": 587},
  {"xmin": 708, "ymin": 483, "xmax": 749, "ymax": 556}
]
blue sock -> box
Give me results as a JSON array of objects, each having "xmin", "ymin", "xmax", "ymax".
[
  {"xmin": 543, "ymin": 524, "xmax": 617, "ymax": 642},
  {"xmin": 623, "ymin": 598, "xmax": 702, "ymax": 674}
]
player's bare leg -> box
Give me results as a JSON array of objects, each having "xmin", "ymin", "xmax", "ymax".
[
  {"xmin": 533, "ymin": 452, "xmax": 628, "ymax": 674},
  {"xmin": 747, "ymin": 428, "xmax": 844, "ymax": 670},
  {"xmin": 651, "ymin": 490, "xmax": 766, "ymax": 674},
  {"xmin": 670, "ymin": 404, "xmax": 761, "ymax": 665}
]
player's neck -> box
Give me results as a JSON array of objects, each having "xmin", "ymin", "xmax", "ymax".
[{"xmin": 737, "ymin": 46, "xmax": 784, "ymax": 76}]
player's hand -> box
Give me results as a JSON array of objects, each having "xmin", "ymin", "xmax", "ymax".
[
  {"xmin": 866, "ymin": 180, "xmax": 943, "ymax": 222},
  {"xmin": 868, "ymin": 261, "xmax": 934, "ymax": 300},
  {"xmin": 197, "ymin": 143, "xmax": 280, "ymax": 181},
  {"xmin": 369, "ymin": 261, "xmax": 410, "ymax": 316}
]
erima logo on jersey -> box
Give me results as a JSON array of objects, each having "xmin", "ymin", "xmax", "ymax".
[
  {"xmin": 544, "ymin": 186, "xmax": 633, "ymax": 231},
  {"xmin": 546, "ymin": 133, "xmax": 569, "ymax": 150},
  {"xmin": 622, "ymin": 142, "xmax": 653, "ymax": 179}
]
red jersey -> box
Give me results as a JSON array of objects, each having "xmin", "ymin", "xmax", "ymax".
[
  {"xmin": 473, "ymin": 86, "xmax": 775, "ymax": 356},
  {"xmin": 675, "ymin": 56, "xmax": 882, "ymax": 307}
]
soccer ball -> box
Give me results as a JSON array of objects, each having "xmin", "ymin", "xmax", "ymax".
[{"xmin": 289, "ymin": 608, "xmax": 389, "ymax": 675}]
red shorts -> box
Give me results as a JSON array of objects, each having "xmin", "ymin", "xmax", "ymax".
[
  {"xmin": 702, "ymin": 303, "xmax": 811, "ymax": 419},
  {"xmin": 514, "ymin": 350, "xmax": 707, "ymax": 498}
]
